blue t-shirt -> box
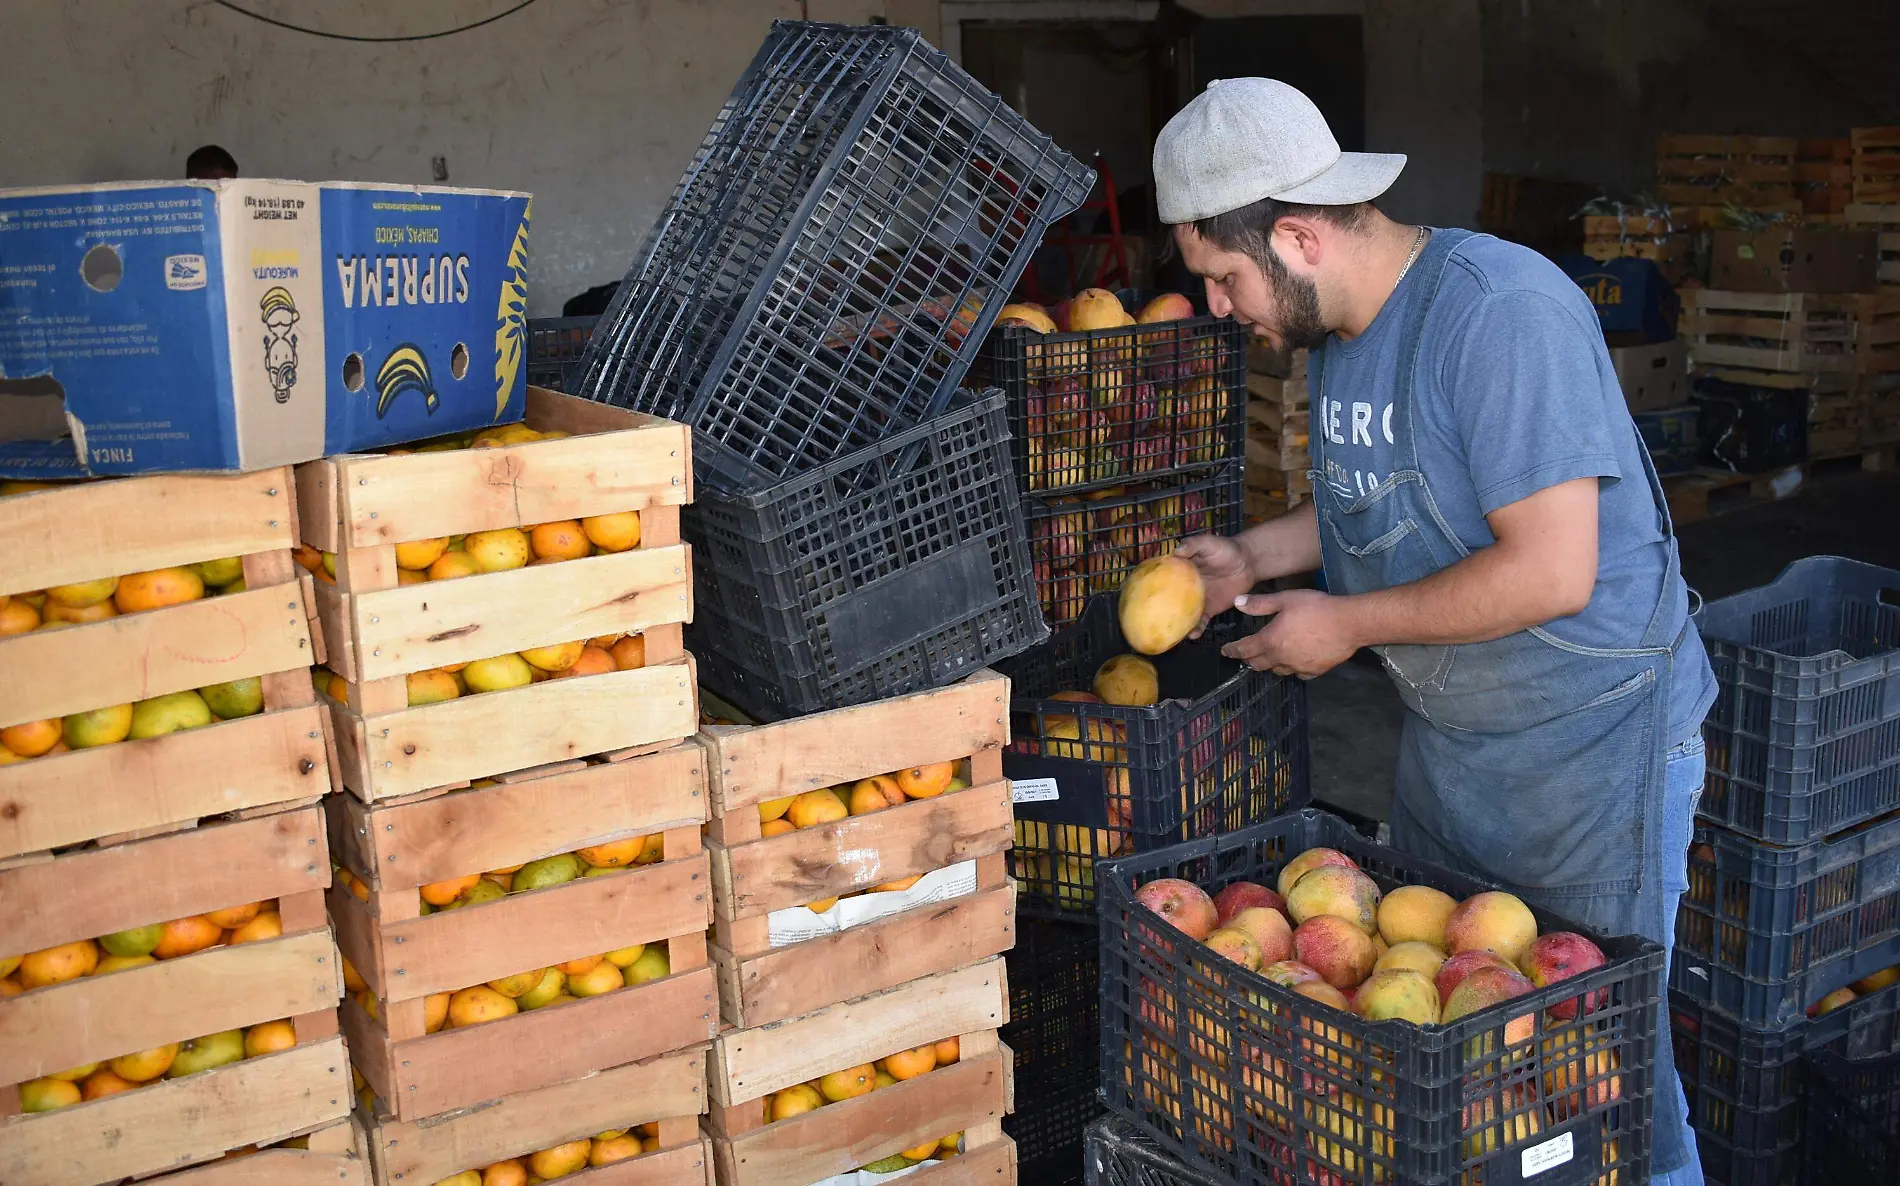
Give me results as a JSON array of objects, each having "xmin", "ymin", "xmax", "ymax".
[{"xmin": 1313, "ymin": 233, "xmax": 1716, "ymax": 743}]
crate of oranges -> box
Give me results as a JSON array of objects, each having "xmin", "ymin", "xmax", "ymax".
[
  {"xmin": 295, "ymin": 387, "xmax": 699, "ymax": 804},
  {"xmin": 0, "ymin": 801, "xmax": 353, "ymax": 1185},
  {"xmin": 706, "ymin": 960, "xmax": 1015, "ymax": 1186},
  {"xmin": 362, "ymin": 1045, "xmax": 710, "ymax": 1186},
  {"xmin": 327, "ymin": 743, "xmax": 716, "ymax": 1122},
  {"xmin": 699, "ymin": 672, "xmax": 1016, "ymax": 1030},
  {"xmin": 0, "ymin": 469, "xmax": 331, "ymax": 857}
]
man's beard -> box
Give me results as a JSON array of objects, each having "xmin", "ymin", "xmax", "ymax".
[{"xmin": 1259, "ymin": 243, "xmax": 1329, "ymax": 355}]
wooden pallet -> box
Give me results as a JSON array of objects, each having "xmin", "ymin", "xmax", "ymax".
[
  {"xmin": 701, "ymin": 673, "xmax": 1014, "ymax": 1030},
  {"xmin": 328, "ymin": 745, "xmax": 715, "ymax": 1121},
  {"xmin": 705, "ymin": 960, "xmax": 1014, "ymax": 1186},
  {"xmin": 364, "ymin": 1045, "xmax": 711, "ymax": 1186},
  {"xmin": 296, "ymin": 387, "xmax": 699, "ymax": 803},
  {"xmin": 1682, "ymin": 290, "xmax": 1864, "ymax": 374},
  {"xmin": 1852, "ymin": 126, "xmax": 1900, "ymax": 205},
  {"xmin": 1796, "ymin": 138, "xmax": 1855, "ymax": 216},
  {"xmin": 0, "ymin": 470, "xmax": 332, "ymax": 859}
]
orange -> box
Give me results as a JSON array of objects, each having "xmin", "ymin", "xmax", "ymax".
[
  {"xmin": 482, "ymin": 1160, "xmax": 528, "ymax": 1186},
  {"xmin": 0, "ymin": 976, "xmax": 21, "ymax": 997},
  {"xmin": 582, "ymin": 511, "xmax": 642, "ymax": 552},
  {"xmin": 0, "ymin": 599, "xmax": 38, "ymax": 635},
  {"xmin": 244, "ymin": 1019, "xmax": 298, "ymax": 1057},
  {"xmin": 871, "ymin": 874, "xmax": 923, "ymax": 893},
  {"xmin": 0, "ymin": 719, "xmax": 61, "ymax": 757},
  {"xmin": 531, "ymin": 1139, "xmax": 593, "ymax": 1179},
  {"xmin": 519, "ymin": 640, "xmax": 584, "ymax": 672},
  {"xmin": 342, "ymin": 871, "xmax": 369, "ymax": 901},
  {"xmin": 589, "ymin": 632, "xmax": 624, "ymax": 649},
  {"xmin": 553, "ymin": 645, "xmax": 616, "ymax": 680},
  {"xmin": 482, "ymin": 870, "xmax": 513, "ymax": 892},
  {"xmin": 114, "ymin": 567, "xmax": 205, "ymax": 613},
  {"xmin": 487, "ymin": 969, "xmax": 544, "ymax": 998},
  {"xmin": 44, "ymin": 598, "xmax": 119, "ymax": 624},
  {"xmin": 590, "ymin": 1134, "xmax": 645, "ymax": 1166},
  {"xmin": 428, "ymin": 550, "xmax": 483, "ymax": 581},
  {"xmin": 228, "ymin": 912, "xmax": 283, "ymax": 945},
  {"xmin": 786, "ymin": 789, "xmax": 849, "ymax": 830},
  {"xmin": 109, "ymin": 1042, "xmax": 179, "ymax": 1082},
  {"xmin": 576, "ymin": 837, "xmax": 642, "ymax": 868},
  {"xmin": 394, "ymin": 536, "xmax": 450, "ymax": 571},
  {"xmin": 558, "ymin": 954, "xmax": 604, "ymax": 976},
  {"xmin": 567, "ymin": 959, "xmax": 626, "ymax": 997},
  {"xmin": 759, "ymin": 795, "xmax": 796, "ymax": 823},
  {"xmin": 761, "ymin": 818, "xmax": 796, "ymax": 838},
  {"xmin": 529, "ymin": 520, "xmax": 591, "ymax": 562},
  {"xmin": 632, "ymin": 833, "xmax": 666, "ymax": 864},
  {"xmin": 0, "ymin": 745, "xmax": 26, "ymax": 766},
  {"xmin": 901, "ymin": 1139, "xmax": 942, "ymax": 1161},
  {"xmin": 807, "ymin": 897, "xmax": 840, "ymax": 913},
  {"xmin": 20, "ymin": 940, "xmax": 99, "ymax": 987},
  {"xmin": 407, "ymin": 669, "xmax": 462, "ymax": 706},
  {"xmin": 770, "ymin": 1084, "xmax": 824, "ymax": 1121},
  {"xmin": 847, "ymin": 775, "xmax": 906, "ymax": 815},
  {"xmin": 45, "ymin": 576, "xmax": 118, "ymax": 608},
  {"xmin": 19, "ymin": 1078, "xmax": 81, "ymax": 1112},
  {"xmin": 204, "ymin": 901, "xmax": 263, "ymax": 930},
  {"xmin": 397, "ymin": 568, "xmax": 429, "ymax": 586},
  {"xmin": 340, "ymin": 955, "xmax": 368, "ymax": 994},
  {"xmin": 818, "ymin": 1064, "xmax": 877, "ymax": 1102},
  {"xmin": 153, "ymin": 916, "xmax": 223, "ymax": 959},
  {"xmin": 609, "ymin": 634, "xmax": 646, "ymax": 670},
  {"xmin": 421, "ymin": 874, "xmax": 482, "ymax": 906},
  {"xmin": 934, "ymin": 1036, "xmax": 960, "ymax": 1065},
  {"xmin": 465, "ymin": 528, "xmax": 531, "ymax": 572},
  {"xmin": 895, "ymin": 762, "xmax": 956, "ymax": 798},
  {"xmin": 424, "ymin": 992, "xmax": 452, "ymax": 1033},
  {"xmin": 447, "ymin": 985, "xmax": 519, "ymax": 1028},
  {"xmin": 82, "ymin": 1069, "xmax": 139, "ymax": 1100},
  {"xmin": 883, "ymin": 1044, "xmax": 937, "ymax": 1080},
  {"xmin": 63, "ymin": 703, "xmax": 133, "ymax": 748},
  {"xmin": 48, "ymin": 1061, "xmax": 100, "ymax": 1082}
]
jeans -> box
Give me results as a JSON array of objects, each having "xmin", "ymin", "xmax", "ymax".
[{"xmin": 1652, "ymin": 734, "xmax": 1706, "ymax": 1185}]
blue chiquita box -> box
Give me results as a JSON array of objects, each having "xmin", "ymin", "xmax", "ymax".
[{"xmin": 0, "ymin": 179, "xmax": 531, "ymax": 477}]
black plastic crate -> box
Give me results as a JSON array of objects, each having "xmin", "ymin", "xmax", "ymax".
[
  {"xmin": 1671, "ymin": 814, "xmax": 1900, "ymax": 1026},
  {"xmin": 1693, "ymin": 377, "xmax": 1807, "ymax": 474},
  {"xmin": 525, "ymin": 315, "xmax": 599, "ymax": 392},
  {"xmin": 685, "ymin": 390, "xmax": 1045, "ymax": 721},
  {"xmin": 1098, "ymin": 808, "xmax": 1663, "ymax": 1186},
  {"xmin": 1693, "ymin": 556, "xmax": 1900, "ymax": 845},
  {"xmin": 1086, "ymin": 1115, "xmax": 1221, "ymax": 1186},
  {"xmin": 574, "ymin": 21, "xmax": 1093, "ymax": 492},
  {"xmin": 1667, "ymin": 993, "xmax": 1803, "ymax": 1186},
  {"xmin": 1004, "ymin": 916, "xmax": 1104, "ymax": 1186},
  {"xmin": 967, "ymin": 314, "xmax": 1246, "ymax": 500},
  {"xmin": 1633, "ymin": 403, "xmax": 1701, "ymax": 476},
  {"xmin": 1025, "ymin": 465, "xmax": 1245, "ymax": 631},
  {"xmin": 1804, "ymin": 1049, "xmax": 1900, "ymax": 1186},
  {"xmin": 998, "ymin": 594, "xmax": 1309, "ymax": 918}
]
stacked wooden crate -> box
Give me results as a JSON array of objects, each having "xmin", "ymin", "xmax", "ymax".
[
  {"xmin": 0, "ymin": 472, "xmax": 361, "ymax": 1185},
  {"xmin": 299, "ymin": 387, "xmax": 716, "ymax": 1183},
  {"xmin": 1845, "ymin": 199, "xmax": 1900, "ymax": 443},
  {"xmin": 1657, "ymin": 134, "xmax": 1799, "ymax": 212},
  {"xmin": 1796, "ymin": 138, "xmax": 1855, "ymax": 219},
  {"xmin": 1243, "ymin": 346, "xmax": 1311, "ymax": 520},
  {"xmin": 1583, "ymin": 211, "xmax": 1693, "ymax": 281},
  {"xmin": 1852, "ymin": 126, "xmax": 1900, "ymax": 205},
  {"xmin": 700, "ymin": 674, "xmax": 1019, "ymax": 1185}
]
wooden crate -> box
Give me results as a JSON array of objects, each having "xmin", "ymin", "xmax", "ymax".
[
  {"xmin": 1852, "ymin": 126, "xmax": 1900, "ymax": 205},
  {"xmin": 1847, "ymin": 203, "xmax": 1900, "ymax": 286},
  {"xmin": 705, "ymin": 960, "xmax": 1014, "ymax": 1186},
  {"xmin": 0, "ymin": 470, "xmax": 332, "ymax": 859},
  {"xmin": 297, "ymin": 387, "xmax": 699, "ymax": 803},
  {"xmin": 701, "ymin": 673, "xmax": 1014, "ymax": 1030},
  {"xmin": 328, "ymin": 745, "xmax": 716, "ymax": 1121},
  {"xmin": 1857, "ymin": 289, "xmax": 1900, "ymax": 374},
  {"xmin": 1797, "ymin": 138, "xmax": 1855, "ymax": 216},
  {"xmin": 1682, "ymin": 290, "xmax": 1862, "ymax": 374},
  {"xmin": 1657, "ymin": 134, "xmax": 1797, "ymax": 208},
  {"xmin": 133, "ymin": 1117, "xmax": 371, "ymax": 1186},
  {"xmin": 364, "ymin": 1045, "xmax": 711, "ymax": 1186}
]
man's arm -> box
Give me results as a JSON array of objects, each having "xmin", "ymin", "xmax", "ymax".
[
  {"xmin": 1174, "ymin": 502, "xmax": 1321, "ymax": 638},
  {"xmin": 1222, "ymin": 477, "xmax": 1598, "ymax": 676}
]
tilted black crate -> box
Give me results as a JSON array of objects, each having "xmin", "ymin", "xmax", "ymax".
[
  {"xmin": 1670, "ymin": 814, "xmax": 1900, "ymax": 1026},
  {"xmin": 525, "ymin": 315, "xmax": 599, "ymax": 392},
  {"xmin": 1693, "ymin": 376, "xmax": 1806, "ymax": 474},
  {"xmin": 573, "ymin": 21, "xmax": 1093, "ymax": 492},
  {"xmin": 967, "ymin": 314, "xmax": 1247, "ymax": 501},
  {"xmin": 686, "ymin": 390, "xmax": 1045, "ymax": 721},
  {"xmin": 1086, "ymin": 1115, "xmax": 1222, "ymax": 1186},
  {"xmin": 1694, "ymin": 556, "xmax": 1900, "ymax": 845},
  {"xmin": 1804, "ymin": 1049, "xmax": 1900, "ymax": 1186},
  {"xmin": 1004, "ymin": 916, "xmax": 1105, "ymax": 1186},
  {"xmin": 996, "ymin": 594, "xmax": 1308, "ymax": 919},
  {"xmin": 1025, "ymin": 464, "xmax": 1244, "ymax": 631},
  {"xmin": 1099, "ymin": 809, "xmax": 1663, "ymax": 1186}
]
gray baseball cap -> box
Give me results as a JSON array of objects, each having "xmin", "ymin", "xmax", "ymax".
[{"xmin": 1153, "ymin": 78, "xmax": 1406, "ymax": 224}]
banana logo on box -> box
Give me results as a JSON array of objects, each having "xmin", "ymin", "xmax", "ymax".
[
  {"xmin": 259, "ymin": 286, "xmax": 301, "ymax": 404},
  {"xmin": 493, "ymin": 199, "xmax": 531, "ymax": 418},
  {"xmin": 375, "ymin": 344, "xmax": 438, "ymax": 418}
]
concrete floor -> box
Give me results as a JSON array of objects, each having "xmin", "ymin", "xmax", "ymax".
[{"xmin": 1306, "ymin": 464, "xmax": 1900, "ymax": 822}]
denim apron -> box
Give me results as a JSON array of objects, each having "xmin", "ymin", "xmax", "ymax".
[{"xmin": 1308, "ymin": 228, "xmax": 1694, "ymax": 1171}]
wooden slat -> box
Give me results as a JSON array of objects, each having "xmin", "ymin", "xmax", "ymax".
[
  {"xmin": 0, "ymin": 581, "xmax": 316, "ymax": 726},
  {"xmin": 711, "ymin": 958, "xmax": 1009, "ymax": 1107},
  {"xmin": 0, "ymin": 704, "xmax": 329, "ymax": 858},
  {"xmin": 368, "ymin": 1044, "xmax": 707, "ymax": 1181},
  {"xmin": 713, "ymin": 1049, "xmax": 1012, "ymax": 1186},
  {"xmin": 0, "ymin": 1037, "xmax": 350, "ymax": 1186},
  {"xmin": 324, "ymin": 419, "xmax": 691, "ymax": 550},
  {"xmin": 0, "ymin": 928, "xmax": 341, "ymax": 1083},
  {"xmin": 0, "ymin": 806, "xmax": 327, "ymax": 955},
  {"xmin": 718, "ymin": 884, "xmax": 1017, "ymax": 1029},
  {"xmin": 144, "ymin": 1148, "xmax": 369, "ymax": 1186},
  {"xmin": 0, "ymin": 469, "xmax": 296, "ymax": 597},
  {"xmin": 897, "ymin": 1135, "xmax": 1016, "ymax": 1186},
  {"xmin": 705, "ymin": 671, "xmax": 1008, "ymax": 815},
  {"xmin": 342, "ymin": 544, "xmax": 692, "ymax": 680},
  {"xmin": 343, "ymin": 659, "xmax": 697, "ymax": 801},
  {"xmin": 332, "ymin": 744, "xmax": 705, "ymax": 890},
  {"xmin": 712, "ymin": 781, "xmax": 1012, "ymax": 920}
]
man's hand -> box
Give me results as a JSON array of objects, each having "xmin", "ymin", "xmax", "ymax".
[
  {"xmin": 1222, "ymin": 589, "xmax": 1361, "ymax": 679},
  {"xmin": 1175, "ymin": 534, "xmax": 1254, "ymax": 639}
]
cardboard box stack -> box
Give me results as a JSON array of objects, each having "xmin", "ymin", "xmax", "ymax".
[{"xmin": 1243, "ymin": 345, "xmax": 1310, "ymax": 521}]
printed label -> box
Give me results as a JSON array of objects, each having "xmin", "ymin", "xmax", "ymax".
[
  {"xmin": 1521, "ymin": 1132, "xmax": 1574, "ymax": 1177},
  {"xmin": 766, "ymin": 860, "xmax": 980, "ymax": 949},
  {"xmin": 1011, "ymin": 777, "xmax": 1059, "ymax": 804},
  {"xmin": 164, "ymin": 254, "xmax": 207, "ymax": 290}
]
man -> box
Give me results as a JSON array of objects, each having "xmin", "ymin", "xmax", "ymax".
[
  {"xmin": 186, "ymin": 144, "xmax": 238, "ymax": 180},
  {"xmin": 1155, "ymin": 79, "xmax": 1713, "ymax": 1185}
]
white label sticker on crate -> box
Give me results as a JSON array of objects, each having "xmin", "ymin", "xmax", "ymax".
[
  {"xmin": 1011, "ymin": 778, "xmax": 1059, "ymax": 803},
  {"xmin": 1521, "ymin": 1132, "xmax": 1574, "ymax": 1178},
  {"xmin": 809, "ymin": 1159, "xmax": 936, "ymax": 1186},
  {"xmin": 765, "ymin": 860, "xmax": 980, "ymax": 948}
]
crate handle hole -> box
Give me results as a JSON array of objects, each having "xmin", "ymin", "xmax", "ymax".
[
  {"xmin": 1880, "ymin": 587, "xmax": 1900, "ymax": 608},
  {"xmin": 450, "ymin": 342, "xmax": 469, "ymax": 380},
  {"xmin": 342, "ymin": 353, "xmax": 365, "ymax": 392}
]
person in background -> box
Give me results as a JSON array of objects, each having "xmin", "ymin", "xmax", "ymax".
[{"xmin": 186, "ymin": 145, "xmax": 238, "ymax": 180}]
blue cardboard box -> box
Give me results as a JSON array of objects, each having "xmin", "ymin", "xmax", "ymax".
[
  {"xmin": 1557, "ymin": 254, "xmax": 1680, "ymax": 344},
  {"xmin": 0, "ymin": 179, "xmax": 531, "ymax": 477}
]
